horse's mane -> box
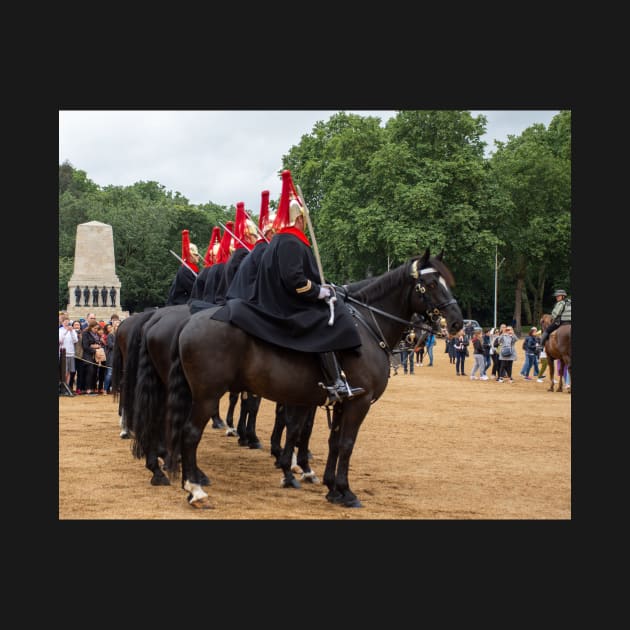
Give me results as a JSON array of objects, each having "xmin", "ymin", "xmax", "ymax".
[
  {"xmin": 348, "ymin": 255, "xmax": 454, "ymax": 303},
  {"xmin": 428, "ymin": 256, "xmax": 455, "ymax": 288},
  {"xmin": 350, "ymin": 264, "xmax": 408, "ymax": 303}
]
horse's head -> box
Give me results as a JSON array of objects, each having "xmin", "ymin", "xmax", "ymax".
[
  {"xmin": 540, "ymin": 313, "xmax": 553, "ymax": 331},
  {"xmin": 409, "ymin": 248, "xmax": 463, "ymax": 335}
]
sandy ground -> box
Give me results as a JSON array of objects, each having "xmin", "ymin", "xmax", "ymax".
[{"xmin": 58, "ymin": 349, "xmax": 571, "ymax": 520}]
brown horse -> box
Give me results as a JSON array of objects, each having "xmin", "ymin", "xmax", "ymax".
[{"xmin": 540, "ymin": 313, "xmax": 571, "ymax": 393}]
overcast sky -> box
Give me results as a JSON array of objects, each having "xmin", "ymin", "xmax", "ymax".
[{"xmin": 59, "ymin": 110, "xmax": 559, "ymax": 211}]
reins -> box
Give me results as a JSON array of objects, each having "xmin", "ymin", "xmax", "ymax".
[{"xmin": 335, "ymin": 285, "xmax": 437, "ymax": 357}]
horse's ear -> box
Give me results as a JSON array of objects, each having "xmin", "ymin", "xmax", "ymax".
[
  {"xmin": 436, "ymin": 249, "xmax": 444, "ymax": 261},
  {"xmin": 420, "ymin": 248, "xmax": 430, "ymax": 266}
]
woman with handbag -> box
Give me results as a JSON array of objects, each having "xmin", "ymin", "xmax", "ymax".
[
  {"xmin": 81, "ymin": 321, "xmax": 103, "ymax": 395},
  {"xmin": 453, "ymin": 330, "xmax": 469, "ymax": 376},
  {"xmin": 496, "ymin": 325, "xmax": 518, "ymax": 383}
]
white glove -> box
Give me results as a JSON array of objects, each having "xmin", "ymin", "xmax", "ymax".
[{"xmin": 318, "ymin": 286, "xmax": 331, "ymax": 299}]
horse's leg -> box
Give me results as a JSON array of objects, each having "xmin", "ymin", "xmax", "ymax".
[
  {"xmin": 323, "ymin": 404, "xmax": 343, "ymax": 498},
  {"xmin": 246, "ymin": 394, "xmax": 262, "ymax": 449},
  {"xmin": 210, "ymin": 392, "xmax": 228, "ymax": 429},
  {"xmin": 181, "ymin": 398, "xmax": 216, "ymax": 508},
  {"xmin": 119, "ymin": 409, "xmax": 131, "ymax": 439},
  {"xmin": 276, "ymin": 404, "xmax": 310, "ymax": 489},
  {"xmin": 211, "ymin": 412, "xmax": 226, "ymax": 430},
  {"xmin": 547, "ymin": 356, "xmax": 555, "ymax": 392},
  {"xmin": 270, "ymin": 403, "xmax": 286, "ymax": 465},
  {"xmin": 225, "ymin": 391, "xmax": 239, "ymax": 436},
  {"xmin": 294, "ymin": 406, "xmax": 318, "ymax": 484},
  {"xmin": 237, "ymin": 393, "xmax": 249, "ymax": 446},
  {"xmin": 325, "ymin": 399, "xmax": 372, "ymax": 508},
  {"xmin": 146, "ymin": 442, "xmax": 170, "ymax": 486},
  {"xmin": 556, "ymin": 359, "xmax": 564, "ymax": 393}
]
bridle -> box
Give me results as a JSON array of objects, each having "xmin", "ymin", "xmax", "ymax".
[{"xmin": 335, "ymin": 259, "xmax": 457, "ymax": 354}]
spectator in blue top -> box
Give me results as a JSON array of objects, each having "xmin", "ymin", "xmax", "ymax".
[
  {"xmin": 520, "ymin": 326, "xmax": 540, "ymax": 380},
  {"xmin": 424, "ymin": 331, "xmax": 436, "ymax": 366}
]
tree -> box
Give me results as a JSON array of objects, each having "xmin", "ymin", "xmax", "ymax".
[
  {"xmin": 485, "ymin": 111, "xmax": 571, "ymax": 333},
  {"xmin": 58, "ymin": 111, "xmax": 571, "ymax": 323}
]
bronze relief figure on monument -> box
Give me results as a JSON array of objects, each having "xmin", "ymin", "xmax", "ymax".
[{"xmin": 66, "ymin": 221, "xmax": 128, "ymax": 321}]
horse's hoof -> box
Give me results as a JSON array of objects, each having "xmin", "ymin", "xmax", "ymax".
[
  {"xmin": 150, "ymin": 475, "xmax": 171, "ymax": 486},
  {"xmin": 301, "ymin": 472, "xmax": 320, "ymax": 484},
  {"xmin": 327, "ymin": 491, "xmax": 362, "ymax": 507},
  {"xmin": 120, "ymin": 431, "xmax": 130, "ymax": 439},
  {"xmin": 248, "ymin": 441, "xmax": 262, "ymax": 450},
  {"xmin": 212, "ymin": 421, "xmax": 226, "ymax": 429},
  {"xmin": 225, "ymin": 428, "xmax": 238, "ymax": 437},
  {"xmin": 344, "ymin": 498, "xmax": 363, "ymax": 508},
  {"xmin": 189, "ymin": 497, "xmax": 214, "ymax": 509},
  {"xmin": 281, "ymin": 477, "xmax": 301, "ymax": 489},
  {"xmin": 237, "ymin": 439, "xmax": 249, "ymax": 447},
  {"xmin": 326, "ymin": 491, "xmax": 343, "ymax": 504}
]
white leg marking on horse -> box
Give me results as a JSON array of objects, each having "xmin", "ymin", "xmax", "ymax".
[
  {"xmin": 301, "ymin": 471, "xmax": 320, "ymax": 483},
  {"xmin": 119, "ymin": 413, "xmax": 129, "ymax": 437},
  {"xmin": 183, "ymin": 480, "xmax": 208, "ymax": 503}
]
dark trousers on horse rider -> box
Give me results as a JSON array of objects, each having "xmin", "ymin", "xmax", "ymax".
[{"xmin": 318, "ymin": 352, "xmax": 364, "ymax": 404}]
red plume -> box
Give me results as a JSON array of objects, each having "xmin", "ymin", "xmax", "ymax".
[
  {"xmin": 258, "ymin": 190, "xmax": 270, "ymax": 233},
  {"xmin": 216, "ymin": 220, "xmax": 234, "ymax": 263},
  {"xmin": 234, "ymin": 202, "xmax": 248, "ymax": 250},
  {"xmin": 273, "ymin": 170, "xmax": 296, "ymax": 231},
  {"xmin": 181, "ymin": 229, "xmax": 191, "ymax": 264},
  {"xmin": 204, "ymin": 226, "xmax": 221, "ymax": 266}
]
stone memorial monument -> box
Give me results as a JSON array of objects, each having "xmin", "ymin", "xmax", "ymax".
[{"xmin": 67, "ymin": 221, "xmax": 128, "ymax": 320}]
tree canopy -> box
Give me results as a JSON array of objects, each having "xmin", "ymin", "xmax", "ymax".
[{"xmin": 58, "ymin": 110, "xmax": 571, "ymax": 333}]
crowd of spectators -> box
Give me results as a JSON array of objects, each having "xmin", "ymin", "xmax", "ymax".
[{"xmin": 58, "ymin": 311, "xmax": 121, "ymax": 396}]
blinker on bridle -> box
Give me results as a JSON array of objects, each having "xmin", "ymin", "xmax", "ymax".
[{"xmin": 410, "ymin": 260, "xmax": 457, "ymax": 311}]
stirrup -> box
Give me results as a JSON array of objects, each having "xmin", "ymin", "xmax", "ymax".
[
  {"xmin": 318, "ymin": 382, "xmax": 342, "ymax": 405},
  {"xmin": 318, "ymin": 381, "xmax": 365, "ymax": 405}
]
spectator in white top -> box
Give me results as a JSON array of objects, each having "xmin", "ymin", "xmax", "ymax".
[{"xmin": 58, "ymin": 317, "xmax": 78, "ymax": 387}]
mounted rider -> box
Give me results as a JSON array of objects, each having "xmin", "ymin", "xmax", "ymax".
[
  {"xmin": 190, "ymin": 221, "xmax": 233, "ymax": 307},
  {"xmin": 213, "ymin": 169, "xmax": 365, "ymax": 405},
  {"xmin": 217, "ymin": 201, "xmax": 259, "ymax": 300},
  {"xmin": 540, "ymin": 288, "xmax": 571, "ymax": 347},
  {"xmin": 166, "ymin": 229, "xmax": 201, "ymax": 305},
  {"xmin": 189, "ymin": 226, "xmax": 221, "ymax": 301},
  {"xmin": 226, "ymin": 190, "xmax": 277, "ymax": 302}
]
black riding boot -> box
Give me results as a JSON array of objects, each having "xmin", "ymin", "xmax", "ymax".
[{"xmin": 318, "ymin": 352, "xmax": 365, "ymax": 404}]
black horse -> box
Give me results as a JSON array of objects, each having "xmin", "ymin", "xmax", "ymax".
[
  {"xmin": 130, "ymin": 303, "xmax": 230, "ymax": 486},
  {"xmin": 110, "ymin": 309, "xmax": 158, "ymax": 440},
  {"xmin": 156, "ymin": 250, "xmax": 462, "ymax": 508}
]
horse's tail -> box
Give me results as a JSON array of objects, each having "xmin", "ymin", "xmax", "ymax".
[
  {"xmin": 110, "ymin": 335, "xmax": 123, "ymax": 407},
  {"xmin": 131, "ymin": 324, "xmax": 164, "ymax": 460},
  {"xmin": 120, "ymin": 312, "xmax": 154, "ymax": 439},
  {"xmin": 164, "ymin": 321, "xmax": 192, "ymax": 480}
]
